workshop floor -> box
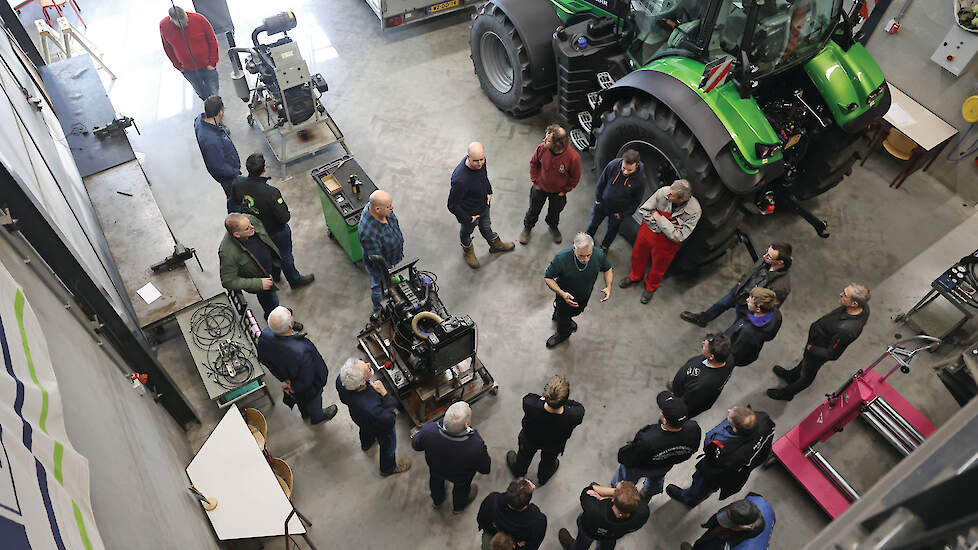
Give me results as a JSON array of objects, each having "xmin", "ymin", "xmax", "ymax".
[{"xmin": 21, "ymin": 0, "xmax": 978, "ymax": 548}]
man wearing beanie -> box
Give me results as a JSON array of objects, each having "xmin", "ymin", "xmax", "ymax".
[
  {"xmin": 680, "ymin": 497, "xmax": 768, "ymax": 550},
  {"xmin": 612, "ymin": 391, "xmax": 701, "ymax": 501}
]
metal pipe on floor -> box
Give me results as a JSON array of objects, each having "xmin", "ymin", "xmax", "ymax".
[
  {"xmin": 873, "ymin": 397, "xmax": 925, "ymax": 447},
  {"xmin": 806, "ymin": 447, "xmax": 861, "ymax": 502},
  {"xmin": 861, "ymin": 407, "xmax": 914, "ymax": 456}
]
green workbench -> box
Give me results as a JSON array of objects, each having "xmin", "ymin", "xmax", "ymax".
[{"xmin": 311, "ymin": 155, "xmax": 379, "ymax": 263}]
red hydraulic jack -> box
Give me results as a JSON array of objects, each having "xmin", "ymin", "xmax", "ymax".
[{"xmin": 772, "ymin": 336, "xmax": 940, "ymax": 518}]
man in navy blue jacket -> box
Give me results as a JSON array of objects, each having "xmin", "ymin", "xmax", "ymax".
[
  {"xmin": 336, "ymin": 358, "xmax": 412, "ymax": 476},
  {"xmin": 585, "ymin": 150, "xmax": 647, "ymax": 253},
  {"xmin": 412, "ymin": 401, "xmax": 491, "ymax": 513},
  {"xmin": 448, "ymin": 142, "xmax": 515, "ymax": 269},
  {"xmin": 194, "ymin": 96, "xmax": 240, "ymax": 210},
  {"xmin": 256, "ymin": 307, "xmax": 337, "ymax": 424}
]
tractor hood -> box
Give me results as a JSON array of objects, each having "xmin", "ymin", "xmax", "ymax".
[{"xmin": 803, "ymin": 41, "xmax": 888, "ymax": 131}]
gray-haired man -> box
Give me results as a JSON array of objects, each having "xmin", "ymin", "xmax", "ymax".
[
  {"xmin": 336, "ymin": 358, "xmax": 411, "ymax": 476},
  {"xmin": 412, "ymin": 402, "xmax": 491, "ymax": 513},
  {"xmin": 619, "ymin": 180, "xmax": 701, "ymax": 304},
  {"xmin": 544, "ymin": 233, "xmax": 613, "ymax": 348}
]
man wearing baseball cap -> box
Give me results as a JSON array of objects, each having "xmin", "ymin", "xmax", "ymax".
[
  {"xmin": 611, "ymin": 391, "xmax": 701, "ymax": 501},
  {"xmin": 680, "ymin": 497, "xmax": 768, "ymax": 550}
]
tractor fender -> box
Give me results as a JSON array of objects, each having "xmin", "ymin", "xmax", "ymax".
[
  {"xmin": 598, "ymin": 70, "xmax": 783, "ymax": 195},
  {"xmin": 486, "ymin": 0, "xmax": 561, "ymax": 93}
]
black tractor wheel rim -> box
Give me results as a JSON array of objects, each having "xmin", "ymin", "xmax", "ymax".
[
  {"xmin": 618, "ymin": 140, "xmax": 680, "ymax": 185},
  {"xmin": 480, "ymin": 32, "xmax": 514, "ymax": 94}
]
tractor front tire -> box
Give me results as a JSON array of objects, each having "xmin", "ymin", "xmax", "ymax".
[
  {"xmin": 470, "ymin": 2, "xmax": 550, "ymax": 118},
  {"xmin": 593, "ymin": 96, "xmax": 745, "ymax": 272}
]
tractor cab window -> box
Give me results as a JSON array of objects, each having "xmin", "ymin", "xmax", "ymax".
[{"xmin": 627, "ymin": 0, "xmax": 708, "ymax": 65}]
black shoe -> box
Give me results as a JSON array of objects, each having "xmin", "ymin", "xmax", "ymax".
[
  {"xmin": 506, "ymin": 450, "xmax": 520, "ymax": 477},
  {"xmin": 311, "ymin": 404, "xmax": 338, "ymax": 424},
  {"xmin": 681, "ymin": 543, "xmax": 693, "ymax": 550},
  {"xmin": 290, "ymin": 274, "xmax": 315, "ymax": 289},
  {"xmin": 558, "ymin": 528, "xmax": 575, "ymax": 549},
  {"xmin": 641, "ymin": 290, "xmax": 655, "ymax": 304},
  {"xmin": 292, "ymin": 321, "xmax": 304, "ymax": 333},
  {"xmin": 452, "ymin": 484, "xmax": 479, "ymax": 514},
  {"xmin": 619, "ymin": 277, "xmax": 639, "ymax": 289},
  {"xmin": 666, "ymin": 484, "xmax": 690, "ymax": 507},
  {"xmin": 767, "ymin": 388, "xmax": 793, "ymax": 401},
  {"xmin": 772, "ymin": 365, "xmax": 797, "ymax": 382},
  {"xmin": 546, "ymin": 332, "xmax": 570, "ymax": 348},
  {"xmin": 570, "ymin": 320, "xmax": 578, "ymax": 333},
  {"xmin": 680, "ymin": 311, "xmax": 707, "ymax": 327}
]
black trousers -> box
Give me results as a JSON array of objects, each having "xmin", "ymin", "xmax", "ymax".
[
  {"xmin": 554, "ymin": 298, "xmax": 584, "ymax": 337},
  {"xmin": 513, "ymin": 431, "xmax": 561, "ymax": 484},
  {"xmin": 429, "ymin": 472, "xmax": 475, "ymax": 512},
  {"xmin": 524, "ymin": 186, "xmax": 567, "ymax": 229},
  {"xmin": 781, "ymin": 352, "xmax": 829, "ymax": 397}
]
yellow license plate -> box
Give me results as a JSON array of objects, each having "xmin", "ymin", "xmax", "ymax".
[{"xmin": 427, "ymin": 0, "xmax": 459, "ymax": 14}]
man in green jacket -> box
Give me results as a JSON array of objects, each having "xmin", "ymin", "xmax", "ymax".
[{"xmin": 219, "ymin": 213, "xmax": 282, "ymax": 320}]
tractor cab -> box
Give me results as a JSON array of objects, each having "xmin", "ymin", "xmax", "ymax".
[{"xmin": 627, "ymin": 0, "xmax": 845, "ymax": 78}]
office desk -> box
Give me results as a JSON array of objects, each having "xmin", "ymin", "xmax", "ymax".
[{"xmin": 186, "ymin": 406, "xmax": 305, "ymax": 540}]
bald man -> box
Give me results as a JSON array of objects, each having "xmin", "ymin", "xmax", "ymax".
[
  {"xmin": 358, "ymin": 190, "xmax": 404, "ymax": 310},
  {"xmin": 257, "ymin": 307, "xmax": 338, "ymax": 424},
  {"xmin": 218, "ymin": 213, "xmax": 281, "ymax": 319},
  {"xmin": 448, "ymin": 142, "xmax": 515, "ymax": 269}
]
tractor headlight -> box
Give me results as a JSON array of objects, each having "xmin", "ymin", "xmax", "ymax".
[
  {"xmin": 755, "ymin": 142, "xmax": 782, "ymax": 160},
  {"xmin": 867, "ymin": 82, "xmax": 888, "ymax": 105}
]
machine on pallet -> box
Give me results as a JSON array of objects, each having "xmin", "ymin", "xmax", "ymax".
[
  {"xmin": 357, "ymin": 257, "xmax": 497, "ymax": 430},
  {"xmin": 773, "ymin": 336, "xmax": 940, "ymax": 519},
  {"xmin": 228, "ymin": 11, "xmax": 349, "ymax": 163}
]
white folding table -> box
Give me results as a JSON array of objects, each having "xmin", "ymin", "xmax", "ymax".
[{"xmin": 186, "ymin": 406, "xmax": 305, "ymax": 540}]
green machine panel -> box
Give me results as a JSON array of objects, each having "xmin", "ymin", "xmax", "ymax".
[{"xmin": 312, "ymin": 155, "xmax": 379, "ymax": 263}]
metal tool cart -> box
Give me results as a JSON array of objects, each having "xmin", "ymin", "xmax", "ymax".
[
  {"xmin": 311, "ymin": 154, "xmax": 379, "ymax": 264},
  {"xmin": 356, "ymin": 258, "xmax": 497, "ymax": 431},
  {"xmin": 895, "ymin": 248, "xmax": 978, "ymax": 342},
  {"xmin": 364, "ymin": 0, "xmax": 481, "ymax": 31},
  {"xmin": 175, "ymin": 291, "xmax": 273, "ymax": 408}
]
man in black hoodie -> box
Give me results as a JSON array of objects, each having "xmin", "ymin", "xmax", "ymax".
[
  {"xmin": 412, "ymin": 401, "xmax": 491, "ymax": 513},
  {"xmin": 507, "ymin": 375, "xmax": 586, "ymax": 485},
  {"xmin": 681, "ymin": 243, "xmax": 791, "ymax": 327},
  {"xmin": 767, "ymin": 283, "xmax": 870, "ymax": 401},
  {"xmin": 612, "ymin": 391, "xmax": 700, "ymax": 501},
  {"xmin": 585, "ymin": 149, "xmax": 647, "ymax": 254},
  {"xmin": 725, "ymin": 288, "xmax": 782, "ymax": 367},
  {"xmin": 231, "ymin": 153, "xmax": 314, "ymax": 289},
  {"xmin": 667, "ymin": 406, "xmax": 775, "ymax": 508},
  {"xmin": 477, "ymin": 478, "xmax": 547, "ymax": 550}
]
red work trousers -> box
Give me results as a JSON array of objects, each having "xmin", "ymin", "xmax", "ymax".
[{"xmin": 628, "ymin": 221, "xmax": 682, "ymax": 292}]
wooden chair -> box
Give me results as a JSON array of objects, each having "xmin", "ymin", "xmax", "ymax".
[
  {"xmin": 243, "ymin": 408, "xmax": 267, "ymax": 450},
  {"xmin": 40, "ymin": 0, "xmax": 87, "ymax": 30},
  {"xmin": 269, "ymin": 457, "xmax": 293, "ymax": 498},
  {"xmin": 882, "ymin": 127, "xmax": 918, "ymax": 161}
]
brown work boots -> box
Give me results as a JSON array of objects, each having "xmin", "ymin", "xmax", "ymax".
[{"xmin": 462, "ymin": 237, "xmax": 515, "ymax": 269}]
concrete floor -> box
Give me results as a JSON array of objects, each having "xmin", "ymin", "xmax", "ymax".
[{"xmin": 20, "ymin": 0, "xmax": 978, "ymax": 547}]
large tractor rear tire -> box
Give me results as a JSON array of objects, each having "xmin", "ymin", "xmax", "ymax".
[
  {"xmin": 470, "ymin": 2, "xmax": 551, "ymax": 118},
  {"xmin": 593, "ymin": 96, "xmax": 744, "ymax": 273},
  {"xmin": 791, "ymin": 127, "xmax": 867, "ymax": 200}
]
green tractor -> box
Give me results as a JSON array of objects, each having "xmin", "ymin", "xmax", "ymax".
[{"xmin": 470, "ymin": 0, "xmax": 890, "ymax": 270}]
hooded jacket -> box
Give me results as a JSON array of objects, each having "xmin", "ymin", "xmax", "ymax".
[
  {"xmin": 725, "ymin": 310, "xmax": 783, "ymax": 367},
  {"xmin": 594, "ymin": 158, "xmax": 647, "ymax": 216}
]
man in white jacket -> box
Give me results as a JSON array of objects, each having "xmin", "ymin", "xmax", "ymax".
[{"xmin": 619, "ymin": 180, "xmax": 701, "ymax": 304}]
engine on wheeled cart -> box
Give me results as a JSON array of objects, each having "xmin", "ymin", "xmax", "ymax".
[{"xmin": 356, "ymin": 258, "xmax": 497, "ymax": 430}]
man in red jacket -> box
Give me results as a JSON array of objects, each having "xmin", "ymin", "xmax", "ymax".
[
  {"xmin": 520, "ymin": 124, "xmax": 581, "ymax": 245},
  {"xmin": 160, "ymin": 6, "xmax": 219, "ymax": 101}
]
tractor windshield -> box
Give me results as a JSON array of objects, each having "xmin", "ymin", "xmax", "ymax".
[
  {"xmin": 626, "ymin": 0, "xmax": 709, "ymax": 65},
  {"xmin": 705, "ymin": 0, "xmax": 841, "ymax": 74}
]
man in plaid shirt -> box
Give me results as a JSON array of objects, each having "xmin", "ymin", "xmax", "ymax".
[{"xmin": 358, "ymin": 190, "xmax": 404, "ymax": 310}]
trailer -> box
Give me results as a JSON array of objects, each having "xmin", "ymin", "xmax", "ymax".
[{"xmin": 364, "ymin": 0, "xmax": 480, "ymax": 31}]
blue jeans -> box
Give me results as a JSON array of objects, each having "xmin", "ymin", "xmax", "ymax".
[
  {"xmin": 429, "ymin": 472, "xmax": 474, "ymax": 512},
  {"xmin": 679, "ymin": 469, "xmax": 723, "ymax": 507},
  {"xmin": 361, "ymin": 427, "xmax": 397, "ymax": 474},
  {"xmin": 611, "ymin": 463, "xmax": 669, "ymax": 499},
  {"xmin": 572, "ymin": 513, "xmax": 617, "ymax": 550},
  {"xmin": 182, "ymin": 67, "xmax": 219, "ymax": 101},
  {"xmin": 585, "ymin": 203, "xmax": 624, "ymax": 249},
  {"xmin": 366, "ymin": 266, "xmax": 384, "ymax": 310},
  {"xmin": 269, "ymin": 224, "xmax": 302, "ymax": 287},
  {"xmin": 459, "ymin": 206, "xmax": 497, "ymax": 246},
  {"xmin": 699, "ymin": 284, "xmax": 748, "ymax": 324}
]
